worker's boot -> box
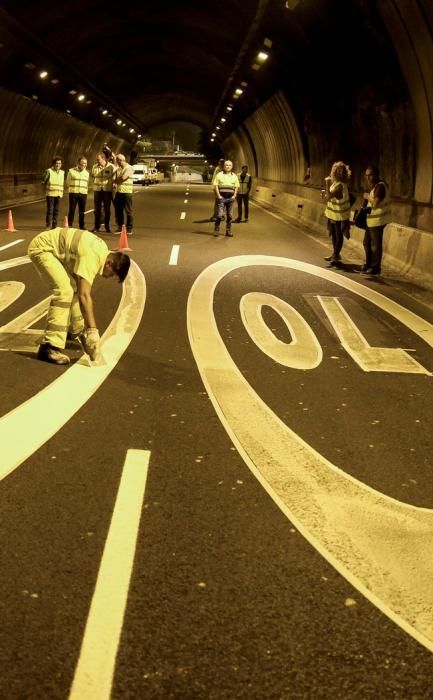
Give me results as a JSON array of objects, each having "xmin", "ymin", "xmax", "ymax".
[{"xmin": 37, "ymin": 343, "xmax": 70, "ymax": 365}]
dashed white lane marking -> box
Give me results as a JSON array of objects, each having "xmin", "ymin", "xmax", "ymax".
[
  {"xmin": 0, "ymin": 255, "xmax": 31, "ymax": 271},
  {"xmin": 180, "ymin": 212, "xmax": 186, "ymax": 220},
  {"xmin": 0, "ymin": 239, "xmax": 25, "ymax": 252},
  {"xmin": 0, "ymin": 261, "xmax": 146, "ymax": 481},
  {"xmin": 169, "ymin": 245, "xmax": 180, "ymax": 266},
  {"xmin": 187, "ymin": 255, "xmax": 433, "ymax": 652},
  {"xmin": 184, "ymin": 199, "xmax": 188, "ymax": 204},
  {"xmin": 69, "ymin": 449, "xmax": 150, "ymax": 700},
  {"xmin": 84, "ymin": 208, "xmax": 94, "ymax": 214}
]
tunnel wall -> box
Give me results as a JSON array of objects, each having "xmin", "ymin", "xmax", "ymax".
[{"xmin": 0, "ymin": 86, "xmax": 126, "ymax": 207}]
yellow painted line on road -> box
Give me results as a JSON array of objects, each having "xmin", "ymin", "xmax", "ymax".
[
  {"xmin": 169, "ymin": 245, "xmax": 180, "ymax": 266},
  {"xmin": 69, "ymin": 449, "xmax": 150, "ymax": 700},
  {"xmin": 0, "ymin": 261, "xmax": 146, "ymax": 481},
  {"xmin": 180, "ymin": 212, "xmax": 186, "ymax": 220},
  {"xmin": 188, "ymin": 255, "xmax": 433, "ymax": 652},
  {"xmin": 0, "ymin": 239, "xmax": 25, "ymax": 252}
]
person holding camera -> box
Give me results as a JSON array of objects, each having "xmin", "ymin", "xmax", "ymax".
[
  {"xmin": 322, "ymin": 161, "xmax": 352, "ymax": 266},
  {"xmin": 91, "ymin": 152, "xmax": 116, "ymax": 233}
]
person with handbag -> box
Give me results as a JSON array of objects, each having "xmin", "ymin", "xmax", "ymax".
[
  {"xmin": 360, "ymin": 166, "xmax": 392, "ymax": 275},
  {"xmin": 322, "ymin": 161, "xmax": 352, "ymax": 266}
]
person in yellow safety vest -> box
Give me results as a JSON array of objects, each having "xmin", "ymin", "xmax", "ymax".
[
  {"xmin": 211, "ymin": 158, "xmax": 225, "ymax": 220},
  {"xmin": 235, "ymin": 165, "xmax": 252, "ymax": 223},
  {"xmin": 28, "ymin": 227, "xmax": 131, "ymax": 365},
  {"xmin": 213, "ymin": 160, "xmax": 240, "ymax": 237},
  {"xmin": 323, "ymin": 161, "xmax": 352, "ymax": 267},
  {"xmin": 91, "ymin": 152, "xmax": 116, "ymax": 233},
  {"xmin": 43, "ymin": 156, "xmax": 64, "ymax": 230},
  {"xmin": 114, "ymin": 154, "xmax": 134, "ymax": 235},
  {"xmin": 66, "ymin": 156, "xmax": 89, "ymax": 230},
  {"xmin": 360, "ymin": 165, "xmax": 392, "ymax": 276}
]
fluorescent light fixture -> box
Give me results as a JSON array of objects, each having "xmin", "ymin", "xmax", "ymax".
[
  {"xmin": 137, "ymin": 134, "xmax": 142, "ymax": 137},
  {"xmin": 116, "ymin": 119, "xmax": 122, "ymax": 125},
  {"xmin": 102, "ymin": 109, "xmax": 108, "ymax": 115},
  {"xmin": 77, "ymin": 94, "xmax": 85, "ymax": 101},
  {"xmin": 69, "ymin": 89, "xmax": 77, "ymax": 95},
  {"xmin": 129, "ymin": 128, "xmax": 135, "ymax": 133},
  {"xmin": 212, "ymin": 132, "xmax": 216, "ymax": 136},
  {"xmin": 220, "ymin": 117, "xmax": 226, "ymax": 122},
  {"xmin": 210, "ymin": 138, "xmax": 215, "ymax": 142},
  {"xmin": 235, "ymin": 88, "xmax": 243, "ymax": 95},
  {"xmin": 216, "ymin": 126, "xmax": 220, "ymax": 130},
  {"xmin": 50, "ymin": 78, "xmax": 59, "ymax": 84},
  {"xmin": 257, "ymin": 51, "xmax": 268, "ymax": 61},
  {"xmin": 39, "ymin": 71, "xmax": 48, "ymax": 79},
  {"xmin": 226, "ymin": 106, "xmax": 233, "ymax": 111},
  {"xmin": 86, "ymin": 100, "xmax": 92, "ymax": 104}
]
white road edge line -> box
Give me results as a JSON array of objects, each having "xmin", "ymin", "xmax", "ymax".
[
  {"xmin": 84, "ymin": 208, "xmax": 95, "ymax": 214},
  {"xmin": 0, "ymin": 239, "xmax": 25, "ymax": 252},
  {"xmin": 69, "ymin": 449, "xmax": 150, "ymax": 700},
  {"xmin": 169, "ymin": 244, "xmax": 180, "ymax": 266},
  {"xmin": 180, "ymin": 211, "xmax": 186, "ymax": 220}
]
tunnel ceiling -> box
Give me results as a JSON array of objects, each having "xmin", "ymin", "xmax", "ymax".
[{"xmin": 0, "ymin": 0, "xmax": 408, "ymax": 148}]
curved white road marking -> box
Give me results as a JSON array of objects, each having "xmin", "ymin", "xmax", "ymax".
[
  {"xmin": 0, "ymin": 281, "xmax": 25, "ymax": 313},
  {"xmin": 69, "ymin": 449, "xmax": 150, "ymax": 700},
  {"xmin": 240, "ymin": 292, "xmax": 322, "ymax": 370},
  {"xmin": 0, "ymin": 261, "xmax": 145, "ymax": 481},
  {"xmin": 187, "ymin": 255, "xmax": 433, "ymax": 651}
]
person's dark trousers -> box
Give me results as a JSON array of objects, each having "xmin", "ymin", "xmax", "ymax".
[
  {"xmin": 68, "ymin": 193, "xmax": 87, "ymax": 229},
  {"xmin": 213, "ymin": 196, "xmax": 219, "ymax": 220},
  {"xmin": 363, "ymin": 225, "xmax": 385, "ymax": 272},
  {"xmin": 46, "ymin": 196, "xmax": 60, "ymax": 229},
  {"xmin": 328, "ymin": 220, "xmax": 344, "ymax": 259},
  {"xmin": 93, "ymin": 191, "xmax": 112, "ymax": 231},
  {"xmin": 215, "ymin": 197, "xmax": 234, "ymax": 233},
  {"xmin": 236, "ymin": 193, "xmax": 249, "ymax": 221},
  {"xmin": 114, "ymin": 193, "xmax": 134, "ymax": 232}
]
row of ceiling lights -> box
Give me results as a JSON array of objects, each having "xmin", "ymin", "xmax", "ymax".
[
  {"xmin": 24, "ymin": 63, "xmax": 142, "ymax": 137},
  {"xmin": 210, "ymin": 41, "xmax": 271, "ymax": 144}
]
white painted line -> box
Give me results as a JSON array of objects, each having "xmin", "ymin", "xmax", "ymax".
[
  {"xmin": 169, "ymin": 244, "xmax": 180, "ymax": 266},
  {"xmin": 187, "ymin": 255, "xmax": 433, "ymax": 653},
  {"xmin": 180, "ymin": 212, "xmax": 186, "ymax": 220},
  {"xmin": 0, "ymin": 198, "xmax": 45, "ymax": 211},
  {"xmin": 0, "ymin": 255, "xmax": 31, "ymax": 271},
  {"xmin": 0, "ymin": 261, "xmax": 146, "ymax": 481},
  {"xmin": 184, "ymin": 199, "xmax": 188, "ymax": 204},
  {"xmin": 69, "ymin": 449, "xmax": 150, "ymax": 700},
  {"xmin": 84, "ymin": 208, "xmax": 95, "ymax": 214},
  {"xmin": 0, "ymin": 239, "xmax": 25, "ymax": 252},
  {"xmin": 0, "ymin": 282, "xmax": 25, "ymax": 314}
]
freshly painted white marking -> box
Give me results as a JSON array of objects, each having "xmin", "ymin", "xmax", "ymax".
[
  {"xmin": 0, "ymin": 261, "xmax": 146, "ymax": 481},
  {"xmin": 0, "ymin": 255, "xmax": 31, "ymax": 272},
  {"xmin": 69, "ymin": 449, "xmax": 150, "ymax": 700},
  {"xmin": 84, "ymin": 208, "xmax": 94, "ymax": 214},
  {"xmin": 240, "ymin": 292, "xmax": 322, "ymax": 369},
  {"xmin": 187, "ymin": 255, "xmax": 433, "ymax": 652},
  {"xmin": 318, "ymin": 296, "xmax": 429, "ymax": 374},
  {"xmin": 0, "ymin": 239, "xmax": 24, "ymax": 252},
  {"xmin": 169, "ymin": 245, "xmax": 180, "ymax": 266},
  {"xmin": 180, "ymin": 212, "xmax": 186, "ymax": 220},
  {"xmin": 0, "ymin": 282, "xmax": 25, "ymax": 314}
]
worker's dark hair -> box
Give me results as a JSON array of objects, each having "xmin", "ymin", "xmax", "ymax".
[
  {"xmin": 111, "ymin": 252, "xmax": 131, "ymax": 282},
  {"xmin": 52, "ymin": 156, "xmax": 62, "ymax": 164}
]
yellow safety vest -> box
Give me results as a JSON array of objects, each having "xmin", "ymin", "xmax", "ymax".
[
  {"xmin": 67, "ymin": 167, "xmax": 89, "ymax": 195},
  {"xmin": 237, "ymin": 173, "xmax": 251, "ymax": 195},
  {"xmin": 116, "ymin": 165, "xmax": 134, "ymax": 194},
  {"xmin": 46, "ymin": 169, "xmax": 64, "ymax": 197},
  {"xmin": 92, "ymin": 163, "xmax": 115, "ymax": 191},
  {"xmin": 367, "ymin": 182, "xmax": 392, "ymax": 227},
  {"xmin": 325, "ymin": 182, "xmax": 350, "ymax": 221}
]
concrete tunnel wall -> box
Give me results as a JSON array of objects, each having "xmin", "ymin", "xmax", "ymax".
[{"xmin": 0, "ymin": 86, "xmax": 127, "ymax": 206}]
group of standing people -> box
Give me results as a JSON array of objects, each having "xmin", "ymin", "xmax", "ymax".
[
  {"xmin": 211, "ymin": 159, "xmax": 252, "ymax": 237},
  {"xmin": 42, "ymin": 149, "xmax": 135, "ymax": 236},
  {"xmin": 323, "ymin": 162, "xmax": 391, "ymax": 276}
]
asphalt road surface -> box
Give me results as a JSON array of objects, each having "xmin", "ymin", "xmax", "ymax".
[{"xmin": 1, "ymin": 183, "xmax": 433, "ymax": 699}]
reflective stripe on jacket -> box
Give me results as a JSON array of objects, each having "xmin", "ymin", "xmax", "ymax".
[
  {"xmin": 367, "ymin": 182, "xmax": 392, "ymax": 227},
  {"xmin": 45, "ymin": 169, "xmax": 64, "ymax": 197},
  {"xmin": 67, "ymin": 167, "xmax": 89, "ymax": 195},
  {"xmin": 325, "ymin": 182, "xmax": 350, "ymax": 221}
]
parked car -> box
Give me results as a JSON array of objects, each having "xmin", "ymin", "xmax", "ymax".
[
  {"xmin": 132, "ymin": 163, "xmax": 150, "ymax": 186},
  {"xmin": 147, "ymin": 167, "xmax": 158, "ymax": 184}
]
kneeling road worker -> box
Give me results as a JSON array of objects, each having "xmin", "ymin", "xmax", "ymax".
[{"xmin": 28, "ymin": 227, "xmax": 131, "ymax": 365}]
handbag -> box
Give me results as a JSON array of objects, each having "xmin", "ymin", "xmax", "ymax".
[{"xmin": 353, "ymin": 207, "xmax": 368, "ymax": 230}]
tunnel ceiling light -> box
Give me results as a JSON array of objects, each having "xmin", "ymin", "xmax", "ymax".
[
  {"xmin": 129, "ymin": 128, "xmax": 135, "ymax": 133},
  {"xmin": 233, "ymin": 94, "xmax": 240, "ymax": 99},
  {"xmin": 108, "ymin": 113, "xmax": 113, "ymax": 117},
  {"xmin": 86, "ymin": 99, "xmax": 92, "ymax": 104},
  {"xmin": 226, "ymin": 106, "xmax": 233, "ymax": 111},
  {"xmin": 211, "ymin": 132, "xmax": 216, "ymax": 136},
  {"xmin": 240, "ymin": 81, "xmax": 248, "ymax": 87},
  {"xmin": 257, "ymin": 51, "xmax": 269, "ymax": 62},
  {"xmin": 39, "ymin": 70, "xmax": 48, "ymax": 79},
  {"xmin": 138, "ymin": 133, "xmax": 142, "ymax": 137},
  {"xmin": 31, "ymin": 94, "xmax": 38, "ymax": 100},
  {"xmin": 77, "ymin": 94, "xmax": 85, "ymax": 101},
  {"xmin": 116, "ymin": 119, "xmax": 122, "ymax": 125},
  {"xmin": 24, "ymin": 62, "xmax": 35, "ymax": 69},
  {"xmin": 235, "ymin": 88, "xmax": 243, "ymax": 95},
  {"xmin": 66, "ymin": 109, "xmax": 71, "ymax": 113},
  {"xmin": 69, "ymin": 89, "xmax": 77, "ymax": 95},
  {"xmin": 264, "ymin": 37, "xmax": 272, "ymax": 48},
  {"xmin": 252, "ymin": 63, "xmax": 260, "ymax": 71},
  {"xmin": 210, "ymin": 138, "xmax": 215, "ymax": 142},
  {"xmin": 102, "ymin": 109, "xmax": 108, "ymax": 115},
  {"xmin": 50, "ymin": 78, "xmax": 59, "ymax": 85},
  {"xmin": 122, "ymin": 121, "xmax": 126, "ymax": 126},
  {"xmin": 216, "ymin": 126, "xmax": 221, "ymax": 130},
  {"xmin": 220, "ymin": 117, "xmax": 226, "ymax": 122}
]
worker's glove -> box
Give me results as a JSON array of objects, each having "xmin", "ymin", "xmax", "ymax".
[{"xmin": 80, "ymin": 328, "xmax": 101, "ymax": 361}]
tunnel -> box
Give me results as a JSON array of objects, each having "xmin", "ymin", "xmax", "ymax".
[{"xmin": 0, "ymin": 0, "xmax": 432, "ymax": 236}]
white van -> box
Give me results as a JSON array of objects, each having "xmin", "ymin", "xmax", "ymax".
[
  {"xmin": 132, "ymin": 163, "xmax": 150, "ymax": 186},
  {"xmin": 147, "ymin": 167, "xmax": 158, "ymax": 184}
]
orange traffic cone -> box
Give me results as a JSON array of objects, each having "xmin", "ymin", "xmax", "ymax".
[
  {"xmin": 4, "ymin": 209, "xmax": 17, "ymax": 232},
  {"xmin": 117, "ymin": 224, "xmax": 132, "ymax": 251},
  {"xmin": 64, "ymin": 216, "xmax": 69, "ymax": 228}
]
